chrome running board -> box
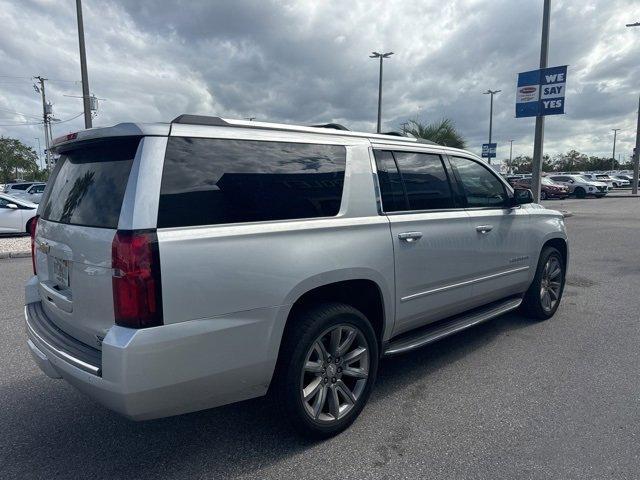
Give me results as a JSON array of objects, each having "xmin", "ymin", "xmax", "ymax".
[{"xmin": 384, "ymin": 296, "xmax": 523, "ymax": 357}]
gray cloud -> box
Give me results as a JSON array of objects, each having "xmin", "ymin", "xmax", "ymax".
[{"xmin": 1, "ymin": 0, "xmax": 639, "ymax": 166}]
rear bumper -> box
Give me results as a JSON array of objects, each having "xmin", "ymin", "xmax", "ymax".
[{"xmin": 25, "ymin": 296, "xmax": 280, "ymax": 420}]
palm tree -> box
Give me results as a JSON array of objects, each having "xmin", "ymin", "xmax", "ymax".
[{"xmin": 403, "ymin": 119, "xmax": 466, "ymax": 149}]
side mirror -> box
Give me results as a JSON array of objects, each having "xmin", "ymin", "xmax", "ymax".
[
  {"xmin": 512, "ymin": 188, "xmax": 534, "ymax": 206},
  {"xmin": 7, "ymin": 203, "xmax": 19, "ymax": 209}
]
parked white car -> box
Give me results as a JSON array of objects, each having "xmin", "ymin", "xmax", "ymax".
[
  {"xmin": 581, "ymin": 173, "xmax": 615, "ymax": 189},
  {"xmin": 10, "ymin": 183, "xmax": 46, "ymax": 204},
  {"xmin": 548, "ymin": 174, "xmax": 608, "ymax": 198},
  {"xmin": 0, "ymin": 193, "xmax": 38, "ymax": 234}
]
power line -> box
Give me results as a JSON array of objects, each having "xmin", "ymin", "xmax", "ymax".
[{"xmin": 0, "ymin": 106, "xmax": 43, "ymax": 120}]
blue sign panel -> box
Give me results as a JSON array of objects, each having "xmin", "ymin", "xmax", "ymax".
[
  {"xmin": 482, "ymin": 143, "xmax": 497, "ymax": 158},
  {"xmin": 516, "ymin": 65, "xmax": 567, "ymax": 118},
  {"xmin": 539, "ymin": 65, "xmax": 566, "ymax": 115}
]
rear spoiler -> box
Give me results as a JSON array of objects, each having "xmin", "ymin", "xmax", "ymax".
[{"xmin": 51, "ymin": 123, "xmax": 170, "ymax": 150}]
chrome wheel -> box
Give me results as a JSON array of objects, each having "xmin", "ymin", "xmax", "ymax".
[
  {"xmin": 300, "ymin": 324, "xmax": 370, "ymax": 423},
  {"xmin": 540, "ymin": 256, "xmax": 562, "ymax": 313}
]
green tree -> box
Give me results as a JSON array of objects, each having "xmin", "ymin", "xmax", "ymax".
[
  {"xmin": 0, "ymin": 136, "xmax": 43, "ymax": 183},
  {"xmin": 403, "ymin": 119, "xmax": 466, "ymax": 148}
]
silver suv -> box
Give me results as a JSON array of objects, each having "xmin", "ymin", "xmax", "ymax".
[{"xmin": 25, "ymin": 115, "xmax": 568, "ymax": 438}]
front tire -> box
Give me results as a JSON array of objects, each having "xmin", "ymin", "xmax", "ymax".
[
  {"xmin": 521, "ymin": 246, "xmax": 565, "ymax": 320},
  {"xmin": 574, "ymin": 187, "xmax": 586, "ymax": 199},
  {"xmin": 540, "ymin": 190, "xmax": 547, "ymax": 200},
  {"xmin": 274, "ymin": 303, "xmax": 379, "ymax": 438}
]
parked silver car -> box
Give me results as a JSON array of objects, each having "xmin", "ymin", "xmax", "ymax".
[{"xmin": 25, "ymin": 116, "xmax": 568, "ymax": 437}]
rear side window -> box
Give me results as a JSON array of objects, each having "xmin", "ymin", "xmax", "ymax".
[
  {"xmin": 41, "ymin": 138, "xmax": 140, "ymax": 228},
  {"xmin": 374, "ymin": 150, "xmax": 454, "ymax": 211},
  {"xmin": 393, "ymin": 152, "xmax": 455, "ymax": 210},
  {"xmin": 11, "ymin": 183, "xmax": 31, "ymax": 191},
  {"xmin": 450, "ymin": 156, "xmax": 509, "ymax": 208},
  {"xmin": 158, "ymin": 137, "xmax": 346, "ymax": 228}
]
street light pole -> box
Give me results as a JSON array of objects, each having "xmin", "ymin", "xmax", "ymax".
[
  {"xmin": 370, "ymin": 51, "xmax": 393, "ymax": 133},
  {"xmin": 531, "ymin": 0, "xmax": 551, "ymax": 203},
  {"xmin": 34, "ymin": 137, "xmax": 42, "ymax": 169},
  {"xmin": 483, "ymin": 89, "xmax": 501, "ymax": 164},
  {"xmin": 628, "ymin": 21, "xmax": 640, "ymax": 194},
  {"xmin": 509, "ymin": 139, "xmax": 514, "ymax": 173},
  {"xmin": 633, "ymin": 96, "xmax": 640, "ymax": 195},
  {"xmin": 611, "ymin": 128, "xmax": 620, "ymax": 171},
  {"xmin": 76, "ymin": 0, "xmax": 92, "ymax": 129}
]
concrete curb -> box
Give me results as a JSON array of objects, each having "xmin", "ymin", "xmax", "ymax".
[{"xmin": 0, "ymin": 251, "xmax": 31, "ymax": 260}]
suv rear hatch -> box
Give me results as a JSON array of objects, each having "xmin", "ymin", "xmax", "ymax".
[{"xmin": 34, "ymin": 137, "xmax": 141, "ymax": 349}]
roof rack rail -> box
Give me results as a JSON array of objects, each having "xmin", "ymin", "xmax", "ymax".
[
  {"xmin": 416, "ymin": 138, "xmax": 437, "ymax": 145},
  {"xmin": 382, "ymin": 131, "xmax": 406, "ymax": 137},
  {"xmin": 171, "ymin": 114, "xmax": 229, "ymax": 126},
  {"xmin": 310, "ymin": 123, "xmax": 350, "ymax": 131}
]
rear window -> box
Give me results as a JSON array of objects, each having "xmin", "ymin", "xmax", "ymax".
[
  {"xmin": 10, "ymin": 183, "xmax": 31, "ymax": 191},
  {"xmin": 158, "ymin": 137, "xmax": 346, "ymax": 228},
  {"xmin": 41, "ymin": 138, "xmax": 140, "ymax": 228}
]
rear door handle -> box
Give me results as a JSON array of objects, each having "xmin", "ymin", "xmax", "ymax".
[
  {"xmin": 476, "ymin": 225, "xmax": 494, "ymax": 234},
  {"xmin": 398, "ymin": 231, "xmax": 423, "ymax": 242}
]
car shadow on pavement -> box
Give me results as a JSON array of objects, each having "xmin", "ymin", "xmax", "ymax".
[{"xmin": 2, "ymin": 311, "xmax": 536, "ymax": 479}]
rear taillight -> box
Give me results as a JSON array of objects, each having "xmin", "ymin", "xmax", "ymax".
[
  {"xmin": 29, "ymin": 215, "xmax": 39, "ymax": 275},
  {"xmin": 112, "ymin": 230, "xmax": 163, "ymax": 329}
]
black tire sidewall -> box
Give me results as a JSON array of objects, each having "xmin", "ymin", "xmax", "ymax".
[
  {"xmin": 277, "ymin": 303, "xmax": 379, "ymax": 438},
  {"xmin": 575, "ymin": 187, "xmax": 586, "ymax": 198},
  {"xmin": 523, "ymin": 247, "xmax": 565, "ymax": 320}
]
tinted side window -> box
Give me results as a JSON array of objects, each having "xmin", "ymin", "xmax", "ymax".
[
  {"xmin": 373, "ymin": 150, "xmax": 408, "ymax": 212},
  {"xmin": 450, "ymin": 156, "xmax": 509, "ymax": 208},
  {"xmin": 158, "ymin": 138, "xmax": 346, "ymax": 228},
  {"xmin": 12, "ymin": 184, "xmax": 30, "ymax": 191},
  {"xmin": 393, "ymin": 152, "xmax": 455, "ymax": 210}
]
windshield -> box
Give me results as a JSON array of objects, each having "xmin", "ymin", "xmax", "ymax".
[{"xmin": 40, "ymin": 137, "xmax": 140, "ymax": 228}]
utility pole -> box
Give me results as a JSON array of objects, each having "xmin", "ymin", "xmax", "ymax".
[
  {"xmin": 33, "ymin": 76, "xmax": 51, "ymax": 170},
  {"xmin": 483, "ymin": 89, "xmax": 501, "ymax": 164},
  {"xmin": 76, "ymin": 0, "xmax": 92, "ymax": 129},
  {"xmin": 531, "ymin": 0, "xmax": 551, "ymax": 203},
  {"xmin": 370, "ymin": 51, "xmax": 393, "ymax": 133},
  {"xmin": 611, "ymin": 128, "xmax": 620, "ymax": 171}
]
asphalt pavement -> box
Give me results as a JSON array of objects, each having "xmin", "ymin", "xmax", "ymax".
[{"xmin": 1, "ymin": 196, "xmax": 639, "ymax": 479}]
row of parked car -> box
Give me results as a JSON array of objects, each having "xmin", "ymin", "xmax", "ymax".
[
  {"xmin": 2, "ymin": 181, "xmax": 47, "ymax": 203},
  {"xmin": 504, "ymin": 171, "xmax": 634, "ymax": 199}
]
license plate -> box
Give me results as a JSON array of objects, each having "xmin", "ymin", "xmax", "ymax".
[{"xmin": 53, "ymin": 257, "xmax": 70, "ymax": 289}]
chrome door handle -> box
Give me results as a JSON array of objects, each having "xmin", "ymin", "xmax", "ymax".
[
  {"xmin": 476, "ymin": 225, "xmax": 494, "ymax": 234},
  {"xmin": 398, "ymin": 231, "xmax": 423, "ymax": 242}
]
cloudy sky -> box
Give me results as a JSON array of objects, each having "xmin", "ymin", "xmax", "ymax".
[{"xmin": 1, "ymin": 0, "xmax": 639, "ymax": 167}]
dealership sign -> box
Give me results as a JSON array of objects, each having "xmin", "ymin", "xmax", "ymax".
[{"xmin": 516, "ymin": 65, "xmax": 567, "ymax": 118}]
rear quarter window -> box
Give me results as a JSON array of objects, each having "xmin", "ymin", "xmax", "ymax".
[
  {"xmin": 41, "ymin": 137, "xmax": 140, "ymax": 229},
  {"xmin": 158, "ymin": 137, "xmax": 347, "ymax": 228}
]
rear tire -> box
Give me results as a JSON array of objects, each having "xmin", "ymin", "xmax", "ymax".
[
  {"xmin": 574, "ymin": 187, "xmax": 586, "ymax": 199},
  {"xmin": 521, "ymin": 246, "xmax": 565, "ymax": 320},
  {"xmin": 274, "ymin": 302, "xmax": 379, "ymax": 438}
]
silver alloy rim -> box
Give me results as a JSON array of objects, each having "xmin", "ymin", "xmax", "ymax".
[
  {"xmin": 540, "ymin": 256, "xmax": 562, "ymax": 313},
  {"xmin": 300, "ymin": 324, "xmax": 369, "ymax": 423}
]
